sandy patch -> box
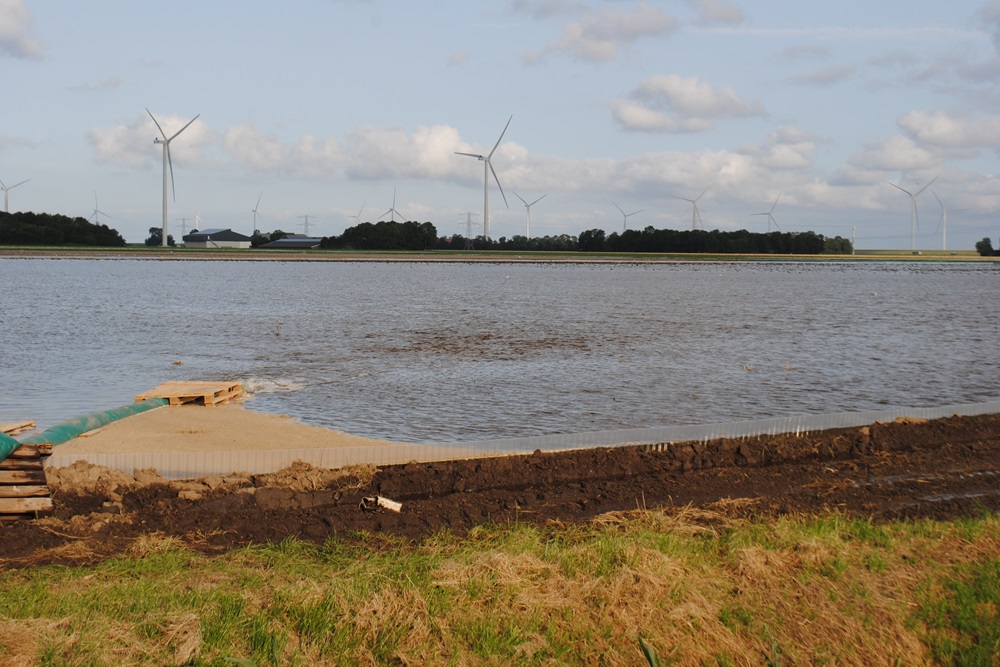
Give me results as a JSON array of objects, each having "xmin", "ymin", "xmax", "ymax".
[{"xmin": 53, "ymin": 402, "xmax": 401, "ymax": 455}]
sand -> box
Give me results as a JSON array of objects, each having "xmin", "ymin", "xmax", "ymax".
[{"xmin": 52, "ymin": 402, "xmax": 402, "ymax": 455}]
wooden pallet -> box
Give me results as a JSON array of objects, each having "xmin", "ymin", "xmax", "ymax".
[
  {"xmin": 135, "ymin": 380, "xmax": 244, "ymax": 406},
  {"xmin": 1, "ymin": 421, "xmax": 36, "ymax": 436},
  {"xmin": 0, "ymin": 444, "xmax": 53, "ymax": 520}
]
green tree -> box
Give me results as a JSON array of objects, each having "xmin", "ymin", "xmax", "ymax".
[
  {"xmin": 144, "ymin": 227, "xmax": 175, "ymax": 247},
  {"xmin": 976, "ymin": 237, "xmax": 995, "ymax": 256}
]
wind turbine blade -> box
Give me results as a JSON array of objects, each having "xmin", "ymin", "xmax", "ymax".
[
  {"xmin": 695, "ymin": 186, "xmax": 709, "ymax": 202},
  {"xmin": 455, "ymin": 151, "xmax": 483, "ymax": 159},
  {"xmin": 10, "ymin": 179, "xmax": 30, "ymax": 189},
  {"xmin": 669, "ymin": 195, "xmax": 693, "ymax": 203},
  {"xmin": 146, "ymin": 108, "xmax": 167, "ymax": 139},
  {"xmin": 487, "ymin": 115, "xmax": 512, "ymax": 159},
  {"xmin": 489, "ymin": 161, "xmax": 508, "ymax": 207},
  {"xmin": 914, "ymin": 175, "xmax": 939, "ymax": 197},
  {"xmin": 514, "ymin": 192, "xmax": 528, "ymax": 206},
  {"xmin": 255, "ymin": 192, "xmax": 263, "ymax": 210},
  {"xmin": 932, "ymin": 190, "xmax": 943, "ymax": 207},
  {"xmin": 168, "ymin": 114, "xmax": 201, "ymax": 141},
  {"xmin": 770, "ymin": 193, "xmax": 781, "ymax": 212},
  {"xmin": 614, "ymin": 202, "xmax": 625, "ymax": 215},
  {"xmin": 530, "ymin": 194, "xmax": 547, "ymax": 206},
  {"xmin": 167, "ymin": 144, "xmax": 177, "ymax": 202},
  {"xmin": 630, "ymin": 210, "xmax": 644, "ymax": 216},
  {"xmin": 889, "ymin": 182, "xmax": 912, "ymax": 195}
]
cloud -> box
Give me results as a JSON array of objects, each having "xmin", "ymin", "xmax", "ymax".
[
  {"xmin": 975, "ymin": 2, "xmax": 1000, "ymax": 53},
  {"xmin": 687, "ymin": 0, "xmax": 744, "ymax": 26},
  {"xmin": 526, "ymin": 1, "xmax": 678, "ymax": 63},
  {"xmin": 898, "ymin": 109, "xmax": 1000, "ymax": 152},
  {"xmin": 611, "ymin": 74, "xmax": 765, "ymax": 133},
  {"xmin": 89, "ymin": 113, "xmax": 214, "ymax": 169},
  {"xmin": 67, "ymin": 77, "xmax": 124, "ymax": 93},
  {"xmin": 447, "ymin": 52, "xmax": 469, "ymax": 67},
  {"xmin": 0, "ymin": 0, "xmax": 43, "ymax": 59},
  {"xmin": 509, "ymin": 0, "xmax": 585, "ymax": 19},
  {"xmin": 847, "ymin": 135, "xmax": 938, "ymax": 173},
  {"xmin": 738, "ymin": 126, "xmax": 823, "ymax": 170},
  {"xmin": 788, "ymin": 65, "xmax": 855, "ymax": 86}
]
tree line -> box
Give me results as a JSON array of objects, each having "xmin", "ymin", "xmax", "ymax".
[
  {"xmin": 437, "ymin": 226, "xmax": 852, "ymax": 254},
  {"xmin": 0, "ymin": 212, "xmax": 126, "ymax": 247}
]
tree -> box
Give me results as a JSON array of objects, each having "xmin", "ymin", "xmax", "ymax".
[
  {"xmin": 976, "ymin": 237, "xmax": 996, "ymax": 256},
  {"xmin": 578, "ymin": 228, "xmax": 606, "ymax": 252},
  {"xmin": 144, "ymin": 227, "xmax": 175, "ymax": 247}
]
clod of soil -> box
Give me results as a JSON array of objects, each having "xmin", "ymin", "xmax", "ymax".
[{"xmin": 3, "ymin": 414, "xmax": 1000, "ymax": 567}]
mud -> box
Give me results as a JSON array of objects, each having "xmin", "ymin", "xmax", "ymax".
[{"xmin": 3, "ymin": 414, "xmax": 1000, "ymax": 567}]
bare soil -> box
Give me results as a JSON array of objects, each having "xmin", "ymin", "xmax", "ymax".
[{"xmin": 3, "ymin": 413, "xmax": 1000, "ymax": 567}]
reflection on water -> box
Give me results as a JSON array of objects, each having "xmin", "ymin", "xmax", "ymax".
[{"xmin": 0, "ymin": 258, "xmax": 997, "ymax": 442}]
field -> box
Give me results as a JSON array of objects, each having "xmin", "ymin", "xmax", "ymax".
[{"xmin": 1, "ymin": 414, "xmax": 999, "ymax": 664}]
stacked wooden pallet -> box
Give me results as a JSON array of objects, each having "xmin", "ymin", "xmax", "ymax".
[
  {"xmin": 0, "ymin": 443, "xmax": 53, "ymax": 520},
  {"xmin": 135, "ymin": 380, "xmax": 244, "ymax": 406}
]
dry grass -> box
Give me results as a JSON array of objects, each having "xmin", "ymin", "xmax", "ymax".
[{"xmin": 0, "ymin": 508, "xmax": 998, "ymax": 665}]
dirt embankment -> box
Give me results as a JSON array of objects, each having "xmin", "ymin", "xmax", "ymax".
[{"xmin": 3, "ymin": 413, "xmax": 1000, "ymax": 567}]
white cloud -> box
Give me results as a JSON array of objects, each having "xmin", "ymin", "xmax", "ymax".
[
  {"xmin": 0, "ymin": 0, "xmax": 43, "ymax": 59},
  {"xmin": 847, "ymin": 135, "xmax": 938, "ymax": 173},
  {"xmin": 527, "ymin": 1, "xmax": 678, "ymax": 63},
  {"xmin": 611, "ymin": 74, "xmax": 764, "ymax": 133},
  {"xmin": 738, "ymin": 126, "xmax": 822, "ymax": 170},
  {"xmin": 688, "ymin": 0, "xmax": 744, "ymax": 26},
  {"xmin": 975, "ymin": 2, "xmax": 1000, "ymax": 53},
  {"xmin": 89, "ymin": 113, "xmax": 214, "ymax": 169},
  {"xmin": 898, "ymin": 110, "xmax": 1000, "ymax": 151}
]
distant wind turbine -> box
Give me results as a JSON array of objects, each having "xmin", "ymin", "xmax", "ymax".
[
  {"xmin": 931, "ymin": 190, "xmax": 967, "ymax": 252},
  {"xmin": 671, "ymin": 187, "xmax": 709, "ymax": 230},
  {"xmin": 514, "ymin": 192, "xmax": 547, "ymax": 239},
  {"xmin": 147, "ymin": 108, "xmax": 200, "ymax": 247},
  {"xmin": 251, "ymin": 192, "xmax": 263, "ymax": 233},
  {"xmin": 349, "ymin": 202, "xmax": 365, "ymax": 225},
  {"xmin": 378, "ymin": 187, "xmax": 406, "ymax": 222},
  {"xmin": 889, "ymin": 176, "xmax": 937, "ymax": 252},
  {"xmin": 1, "ymin": 178, "xmax": 30, "ymax": 213},
  {"xmin": 455, "ymin": 115, "xmax": 511, "ymax": 239},
  {"xmin": 751, "ymin": 193, "xmax": 781, "ymax": 232},
  {"xmin": 90, "ymin": 193, "xmax": 112, "ymax": 223},
  {"xmin": 613, "ymin": 202, "xmax": 643, "ymax": 231}
]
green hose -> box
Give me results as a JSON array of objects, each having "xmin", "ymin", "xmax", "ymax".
[{"xmin": 1, "ymin": 398, "xmax": 169, "ymax": 461}]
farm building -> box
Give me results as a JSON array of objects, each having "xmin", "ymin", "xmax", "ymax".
[
  {"xmin": 257, "ymin": 233, "xmax": 324, "ymax": 249},
  {"xmin": 182, "ymin": 229, "xmax": 252, "ymax": 249}
]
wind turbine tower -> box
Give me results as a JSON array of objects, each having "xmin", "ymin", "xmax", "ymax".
[
  {"xmin": 931, "ymin": 190, "xmax": 966, "ymax": 252},
  {"xmin": 514, "ymin": 192, "xmax": 547, "ymax": 239},
  {"xmin": 613, "ymin": 202, "xmax": 643, "ymax": 231},
  {"xmin": 378, "ymin": 187, "xmax": 406, "ymax": 222},
  {"xmin": 455, "ymin": 115, "xmax": 511, "ymax": 239},
  {"xmin": 751, "ymin": 194, "xmax": 781, "ymax": 232},
  {"xmin": 147, "ymin": 108, "xmax": 200, "ymax": 247},
  {"xmin": 252, "ymin": 193, "xmax": 263, "ymax": 234},
  {"xmin": 1, "ymin": 178, "xmax": 30, "ymax": 213},
  {"xmin": 671, "ymin": 187, "xmax": 709, "ymax": 230},
  {"xmin": 90, "ymin": 193, "xmax": 112, "ymax": 224},
  {"xmin": 889, "ymin": 176, "xmax": 937, "ymax": 252}
]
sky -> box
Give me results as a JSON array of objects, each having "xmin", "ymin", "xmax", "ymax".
[{"xmin": 2, "ymin": 0, "xmax": 1000, "ymax": 250}]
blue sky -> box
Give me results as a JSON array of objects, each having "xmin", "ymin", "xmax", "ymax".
[{"xmin": 2, "ymin": 0, "xmax": 1000, "ymax": 249}]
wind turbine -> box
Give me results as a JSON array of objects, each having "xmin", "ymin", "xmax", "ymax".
[
  {"xmin": 889, "ymin": 176, "xmax": 937, "ymax": 252},
  {"xmin": 455, "ymin": 115, "xmax": 511, "ymax": 239},
  {"xmin": 931, "ymin": 190, "xmax": 966, "ymax": 252},
  {"xmin": 251, "ymin": 192, "xmax": 263, "ymax": 234},
  {"xmin": 671, "ymin": 187, "xmax": 709, "ymax": 230},
  {"xmin": 751, "ymin": 193, "xmax": 781, "ymax": 232},
  {"xmin": 1, "ymin": 178, "xmax": 30, "ymax": 213},
  {"xmin": 147, "ymin": 108, "xmax": 200, "ymax": 247},
  {"xmin": 90, "ymin": 193, "xmax": 112, "ymax": 223},
  {"xmin": 613, "ymin": 202, "xmax": 643, "ymax": 231},
  {"xmin": 349, "ymin": 202, "xmax": 365, "ymax": 226},
  {"xmin": 378, "ymin": 187, "xmax": 406, "ymax": 222},
  {"xmin": 514, "ymin": 192, "xmax": 547, "ymax": 239}
]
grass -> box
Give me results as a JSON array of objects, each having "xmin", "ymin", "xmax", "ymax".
[{"xmin": 1, "ymin": 507, "xmax": 999, "ymax": 665}]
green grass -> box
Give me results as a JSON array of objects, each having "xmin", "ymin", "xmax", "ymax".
[{"xmin": 1, "ymin": 509, "xmax": 999, "ymax": 665}]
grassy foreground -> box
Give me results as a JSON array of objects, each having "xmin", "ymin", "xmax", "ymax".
[{"xmin": 1, "ymin": 506, "xmax": 998, "ymax": 666}]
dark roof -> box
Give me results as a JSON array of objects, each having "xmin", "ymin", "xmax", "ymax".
[
  {"xmin": 258, "ymin": 236, "xmax": 323, "ymax": 249},
  {"xmin": 182, "ymin": 229, "xmax": 252, "ymax": 242}
]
